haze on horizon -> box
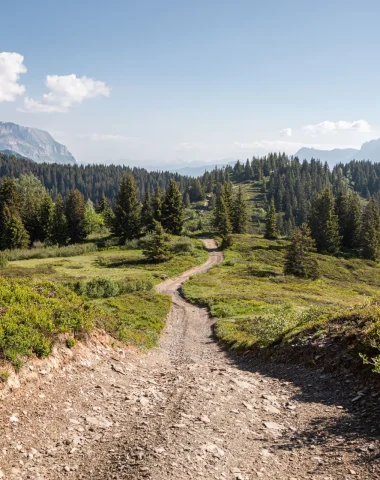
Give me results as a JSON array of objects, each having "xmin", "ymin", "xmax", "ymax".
[{"xmin": 1, "ymin": 0, "xmax": 380, "ymax": 167}]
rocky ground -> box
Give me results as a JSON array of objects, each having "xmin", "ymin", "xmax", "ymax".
[{"xmin": 0, "ymin": 239, "xmax": 379, "ymax": 479}]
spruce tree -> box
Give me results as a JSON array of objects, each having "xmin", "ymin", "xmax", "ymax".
[
  {"xmin": 284, "ymin": 223, "xmax": 319, "ymax": 279},
  {"xmin": 1, "ymin": 206, "xmax": 29, "ymax": 249},
  {"xmin": 152, "ymin": 186, "xmax": 163, "ymax": 222},
  {"xmin": 161, "ymin": 180, "xmax": 184, "ymax": 235},
  {"xmin": 142, "ymin": 221, "xmax": 170, "ymax": 262},
  {"xmin": 361, "ymin": 196, "xmax": 380, "ymax": 260},
  {"xmin": 97, "ymin": 193, "xmax": 114, "ymax": 229},
  {"xmin": 309, "ymin": 188, "xmax": 341, "ymax": 253},
  {"xmin": 345, "ymin": 192, "xmax": 362, "ymax": 249},
  {"xmin": 113, "ymin": 174, "xmax": 141, "ymax": 240},
  {"xmin": 141, "ymin": 191, "xmax": 155, "ymax": 232},
  {"xmin": 264, "ymin": 199, "xmax": 278, "ymax": 239},
  {"xmin": 212, "ymin": 195, "xmax": 233, "ymax": 248},
  {"xmin": 66, "ymin": 189, "xmax": 87, "ymax": 244},
  {"xmin": 52, "ymin": 194, "xmax": 69, "ymax": 246},
  {"xmin": 231, "ymin": 185, "xmax": 248, "ymax": 234},
  {"xmin": 38, "ymin": 193, "xmax": 54, "ymax": 243},
  {"xmin": 0, "ymin": 178, "xmax": 29, "ymax": 249}
]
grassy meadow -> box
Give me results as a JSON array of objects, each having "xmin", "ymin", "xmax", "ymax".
[
  {"xmin": 0, "ymin": 237, "xmax": 207, "ymax": 367},
  {"xmin": 182, "ymin": 234, "xmax": 380, "ymax": 356}
]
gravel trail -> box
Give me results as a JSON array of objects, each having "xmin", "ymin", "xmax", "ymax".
[{"xmin": 0, "ymin": 239, "xmax": 379, "ymax": 479}]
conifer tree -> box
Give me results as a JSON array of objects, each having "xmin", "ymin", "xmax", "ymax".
[
  {"xmin": 152, "ymin": 186, "xmax": 163, "ymax": 222},
  {"xmin": 212, "ymin": 195, "xmax": 233, "ymax": 247},
  {"xmin": 264, "ymin": 199, "xmax": 278, "ymax": 239},
  {"xmin": 142, "ymin": 221, "xmax": 170, "ymax": 261},
  {"xmin": 309, "ymin": 188, "xmax": 341, "ymax": 253},
  {"xmin": 231, "ymin": 186, "xmax": 248, "ymax": 233},
  {"xmin": 0, "ymin": 178, "xmax": 29, "ymax": 249},
  {"xmin": 38, "ymin": 193, "xmax": 54, "ymax": 243},
  {"xmin": 66, "ymin": 189, "xmax": 87, "ymax": 244},
  {"xmin": 345, "ymin": 192, "xmax": 362, "ymax": 249},
  {"xmin": 161, "ymin": 180, "xmax": 184, "ymax": 235},
  {"xmin": 284, "ymin": 223, "xmax": 319, "ymax": 279},
  {"xmin": 113, "ymin": 174, "xmax": 141, "ymax": 240},
  {"xmin": 96, "ymin": 193, "xmax": 114, "ymax": 229},
  {"xmin": 52, "ymin": 194, "xmax": 69, "ymax": 246},
  {"xmin": 1, "ymin": 206, "xmax": 29, "ymax": 249},
  {"xmin": 141, "ymin": 191, "xmax": 155, "ymax": 232},
  {"xmin": 361, "ymin": 196, "xmax": 380, "ymax": 260},
  {"xmin": 183, "ymin": 191, "xmax": 190, "ymax": 208}
]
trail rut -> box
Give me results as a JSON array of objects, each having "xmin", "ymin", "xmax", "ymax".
[{"xmin": 0, "ymin": 239, "xmax": 379, "ymax": 479}]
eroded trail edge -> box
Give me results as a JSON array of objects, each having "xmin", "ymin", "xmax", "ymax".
[{"xmin": 0, "ymin": 239, "xmax": 379, "ymax": 479}]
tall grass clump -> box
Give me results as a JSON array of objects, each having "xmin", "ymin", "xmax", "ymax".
[{"xmin": 69, "ymin": 277, "xmax": 154, "ymax": 299}]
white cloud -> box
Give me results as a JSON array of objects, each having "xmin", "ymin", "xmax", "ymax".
[
  {"xmin": 0, "ymin": 52, "xmax": 27, "ymax": 102},
  {"xmin": 79, "ymin": 133, "xmax": 131, "ymax": 141},
  {"xmin": 303, "ymin": 120, "xmax": 371, "ymax": 135},
  {"xmin": 23, "ymin": 74, "xmax": 110, "ymax": 113},
  {"xmin": 280, "ymin": 128, "xmax": 292, "ymax": 137}
]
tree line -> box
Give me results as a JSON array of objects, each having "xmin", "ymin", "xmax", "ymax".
[{"xmin": 0, "ymin": 172, "xmax": 186, "ymax": 251}]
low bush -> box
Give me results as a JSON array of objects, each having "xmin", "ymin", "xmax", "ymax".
[
  {"xmin": 0, "ymin": 278, "xmax": 99, "ymax": 366},
  {"xmin": 69, "ymin": 277, "xmax": 154, "ymax": 299},
  {"xmin": 3, "ymin": 243, "xmax": 98, "ymax": 262},
  {"xmin": 0, "ymin": 253, "xmax": 8, "ymax": 269}
]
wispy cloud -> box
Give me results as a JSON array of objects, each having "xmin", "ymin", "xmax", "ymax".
[
  {"xmin": 234, "ymin": 139, "xmax": 359, "ymax": 152},
  {"xmin": 23, "ymin": 74, "xmax": 110, "ymax": 113},
  {"xmin": 280, "ymin": 128, "xmax": 292, "ymax": 137},
  {"xmin": 0, "ymin": 52, "xmax": 27, "ymax": 102},
  {"xmin": 175, "ymin": 142, "xmax": 204, "ymax": 150},
  {"xmin": 303, "ymin": 120, "xmax": 371, "ymax": 135}
]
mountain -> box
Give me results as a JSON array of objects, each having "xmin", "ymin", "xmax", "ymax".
[
  {"xmin": 169, "ymin": 160, "xmax": 237, "ymax": 177},
  {"xmin": 0, "ymin": 122, "xmax": 76, "ymax": 164},
  {"xmin": 295, "ymin": 139, "xmax": 380, "ymax": 166},
  {"xmin": 294, "ymin": 147, "xmax": 359, "ymax": 165}
]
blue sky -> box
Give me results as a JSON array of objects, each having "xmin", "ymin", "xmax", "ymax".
[{"xmin": 1, "ymin": 0, "xmax": 380, "ymax": 165}]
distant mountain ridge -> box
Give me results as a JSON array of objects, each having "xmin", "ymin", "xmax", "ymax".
[
  {"xmin": 295, "ymin": 138, "xmax": 380, "ymax": 165},
  {"xmin": 0, "ymin": 122, "xmax": 76, "ymax": 164}
]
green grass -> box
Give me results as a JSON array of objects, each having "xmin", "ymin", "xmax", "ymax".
[
  {"xmin": 8, "ymin": 237, "xmax": 208, "ymax": 285},
  {"xmin": 94, "ymin": 291, "xmax": 172, "ymax": 349},
  {"xmin": 182, "ymin": 234, "xmax": 380, "ymax": 353},
  {"xmin": 0, "ymin": 237, "xmax": 206, "ymax": 365}
]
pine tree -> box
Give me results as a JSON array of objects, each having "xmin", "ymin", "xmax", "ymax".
[
  {"xmin": 97, "ymin": 193, "xmax": 114, "ymax": 229},
  {"xmin": 52, "ymin": 194, "xmax": 69, "ymax": 246},
  {"xmin": 152, "ymin": 187, "xmax": 163, "ymax": 222},
  {"xmin": 183, "ymin": 191, "xmax": 190, "ymax": 208},
  {"xmin": 141, "ymin": 191, "xmax": 155, "ymax": 232},
  {"xmin": 161, "ymin": 180, "xmax": 184, "ymax": 235},
  {"xmin": 38, "ymin": 193, "xmax": 54, "ymax": 243},
  {"xmin": 212, "ymin": 195, "xmax": 233, "ymax": 248},
  {"xmin": 309, "ymin": 189, "xmax": 341, "ymax": 253},
  {"xmin": 361, "ymin": 196, "xmax": 380, "ymax": 260},
  {"xmin": 231, "ymin": 186, "xmax": 248, "ymax": 233},
  {"xmin": 1, "ymin": 206, "xmax": 29, "ymax": 249},
  {"xmin": 142, "ymin": 221, "xmax": 170, "ymax": 261},
  {"xmin": 345, "ymin": 192, "xmax": 362, "ymax": 249},
  {"xmin": 284, "ymin": 223, "xmax": 319, "ymax": 279},
  {"xmin": 0, "ymin": 178, "xmax": 29, "ymax": 249},
  {"xmin": 113, "ymin": 174, "xmax": 141, "ymax": 240},
  {"xmin": 66, "ymin": 189, "xmax": 87, "ymax": 244},
  {"xmin": 264, "ymin": 199, "xmax": 278, "ymax": 239}
]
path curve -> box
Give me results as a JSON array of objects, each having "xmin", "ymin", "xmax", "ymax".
[{"xmin": 0, "ymin": 240, "xmax": 378, "ymax": 479}]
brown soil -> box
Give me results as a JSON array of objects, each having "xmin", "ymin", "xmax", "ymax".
[{"xmin": 0, "ymin": 239, "xmax": 379, "ymax": 479}]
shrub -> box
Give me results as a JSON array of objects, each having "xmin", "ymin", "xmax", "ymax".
[
  {"xmin": 66, "ymin": 337, "xmax": 76, "ymax": 349},
  {"xmin": 0, "ymin": 278, "xmax": 99, "ymax": 366},
  {"xmin": 3, "ymin": 243, "xmax": 98, "ymax": 261},
  {"xmin": 170, "ymin": 236, "xmax": 193, "ymax": 254},
  {"xmin": 68, "ymin": 277, "xmax": 154, "ymax": 299},
  {"xmin": 0, "ymin": 253, "xmax": 8, "ymax": 269}
]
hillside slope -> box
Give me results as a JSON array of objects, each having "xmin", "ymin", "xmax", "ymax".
[{"xmin": 0, "ymin": 122, "xmax": 76, "ymax": 164}]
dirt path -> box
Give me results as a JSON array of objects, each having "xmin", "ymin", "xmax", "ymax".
[{"xmin": 0, "ymin": 239, "xmax": 379, "ymax": 479}]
